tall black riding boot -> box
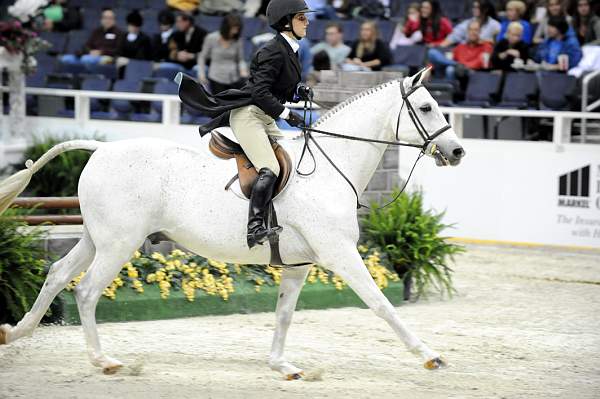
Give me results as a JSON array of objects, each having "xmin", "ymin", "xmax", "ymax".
[{"xmin": 247, "ymin": 167, "xmax": 282, "ymax": 248}]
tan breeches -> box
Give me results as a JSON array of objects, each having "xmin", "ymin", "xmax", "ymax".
[{"xmin": 229, "ymin": 104, "xmax": 283, "ymax": 177}]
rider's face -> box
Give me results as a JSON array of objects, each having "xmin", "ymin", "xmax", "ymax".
[{"xmin": 291, "ymin": 13, "xmax": 309, "ymax": 38}]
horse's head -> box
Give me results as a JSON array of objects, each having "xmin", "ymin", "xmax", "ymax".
[{"xmin": 394, "ymin": 67, "xmax": 465, "ymax": 166}]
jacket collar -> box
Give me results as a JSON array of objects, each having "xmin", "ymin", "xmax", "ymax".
[{"xmin": 276, "ymin": 33, "xmax": 302, "ymax": 80}]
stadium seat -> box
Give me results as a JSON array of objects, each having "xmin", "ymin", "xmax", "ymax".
[
  {"xmin": 386, "ymin": 45, "xmax": 427, "ymax": 75},
  {"xmin": 87, "ymin": 63, "xmax": 118, "ymax": 80},
  {"xmin": 242, "ymin": 17, "xmax": 266, "ymax": 39},
  {"xmin": 148, "ymin": 79, "xmax": 179, "ymax": 122},
  {"xmin": 425, "ymin": 81, "xmax": 456, "ymax": 106},
  {"xmin": 123, "ymin": 59, "xmax": 154, "ymax": 82},
  {"xmin": 111, "ymin": 80, "xmax": 140, "ymax": 118},
  {"xmin": 378, "ymin": 20, "xmax": 396, "ymax": 42},
  {"xmin": 154, "ymin": 63, "xmax": 186, "ymax": 81},
  {"xmin": 306, "ymin": 19, "xmax": 330, "ymax": 42},
  {"xmin": 64, "ymin": 31, "xmax": 88, "ymax": 55},
  {"xmin": 340, "ymin": 20, "xmax": 360, "ymax": 43},
  {"xmin": 459, "ymin": 71, "xmax": 502, "ymax": 107},
  {"xmin": 81, "ymin": 76, "xmax": 112, "ymax": 119},
  {"xmin": 243, "ymin": 39, "xmax": 256, "ymax": 62},
  {"xmin": 537, "ymin": 72, "xmax": 576, "ymax": 111},
  {"xmin": 497, "ymin": 72, "xmax": 538, "ymax": 109},
  {"xmin": 197, "ymin": 15, "xmax": 223, "ymax": 33},
  {"xmin": 40, "ymin": 32, "xmax": 68, "ymax": 55}
]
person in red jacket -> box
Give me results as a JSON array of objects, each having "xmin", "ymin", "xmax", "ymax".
[{"xmin": 403, "ymin": 0, "xmax": 452, "ymax": 46}]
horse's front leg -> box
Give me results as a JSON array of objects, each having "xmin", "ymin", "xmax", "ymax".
[
  {"xmin": 269, "ymin": 264, "xmax": 311, "ymax": 379},
  {"xmin": 321, "ymin": 245, "xmax": 447, "ymax": 370}
]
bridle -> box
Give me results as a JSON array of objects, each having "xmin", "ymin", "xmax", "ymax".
[{"xmin": 296, "ymin": 78, "xmax": 452, "ymax": 209}]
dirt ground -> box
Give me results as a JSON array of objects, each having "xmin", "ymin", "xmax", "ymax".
[{"xmin": 1, "ymin": 244, "xmax": 599, "ymax": 399}]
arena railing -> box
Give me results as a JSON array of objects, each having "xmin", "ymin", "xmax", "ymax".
[{"xmin": 1, "ymin": 86, "xmax": 600, "ymax": 146}]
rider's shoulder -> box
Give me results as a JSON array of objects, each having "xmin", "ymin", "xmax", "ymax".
[{"xmin": 254, "ymin": 37, "xmax": 285, "ymax": 63}]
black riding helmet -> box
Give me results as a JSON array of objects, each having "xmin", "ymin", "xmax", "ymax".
[{"xmin": 266, "ymin": 0, "xmax": 314, "ymax": 39}]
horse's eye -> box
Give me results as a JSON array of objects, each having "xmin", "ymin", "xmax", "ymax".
[{"xmin": 420, "ymin": 104, "xmax": 432, "ymax": 113}]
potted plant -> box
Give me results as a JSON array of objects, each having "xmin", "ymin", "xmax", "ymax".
[{"xmin": 361, "ymin": 189, "xmax": 464, "ymax": 300}]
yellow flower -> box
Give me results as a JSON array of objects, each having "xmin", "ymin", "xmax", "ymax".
[
  {"xmin": 133, "ymin": 250, "xmax": 141, "ymax": 259},
  {"xmin": 127, "ymin": 269, "xmax": 139, "ymax": 278}
]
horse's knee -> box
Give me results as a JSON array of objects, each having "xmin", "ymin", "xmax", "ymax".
[{"xmin": 372, "ymin": 302, "xmax": 396, "ymax": 320}]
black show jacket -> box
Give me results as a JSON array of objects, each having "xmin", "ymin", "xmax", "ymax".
[{"xmin": 178, "ymin": 33, "xmax": 302, "ymax": 136}]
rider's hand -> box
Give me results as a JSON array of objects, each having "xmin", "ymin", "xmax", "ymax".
[{"xmin": 286, "ymin": 111, "xmax": 305, "ymax": 128}]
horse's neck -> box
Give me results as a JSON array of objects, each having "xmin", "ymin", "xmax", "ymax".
[{"xmin": 309, "ymin": 82, "xmax": 397, "ymax": 195}]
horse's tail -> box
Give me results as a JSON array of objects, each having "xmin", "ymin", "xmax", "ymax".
[{"xmin": 0, "ymin": 139, "xmax": 104, "ymax": 216}]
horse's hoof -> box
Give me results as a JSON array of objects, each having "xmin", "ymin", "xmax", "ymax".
[
  {"xmin": 286, "ymin": 371, "xmax": 305, "ymax": 381},
  {"xmin": 424, "ymin": 356, "xmax": 448, "ymax": 370},
  {"xmin": 0, "ymin": 324, "xmax": 11, "ymax": 345},
  {"xmin": 102, "ymin": 364, "xmax": 123, "ymax": 375}
]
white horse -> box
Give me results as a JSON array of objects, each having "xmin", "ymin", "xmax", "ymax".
[{"xmin": 0, "ymin": 68, "xmax": 465, "ymax": 378}]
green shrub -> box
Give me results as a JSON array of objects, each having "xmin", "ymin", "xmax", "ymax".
[
  {"xmin": 0, "ymin": 208, "xmax": 57, "ymax": 324},
  {"xmin": 361, "ymin": 189, "xmax": 464, "ymax": 299}
]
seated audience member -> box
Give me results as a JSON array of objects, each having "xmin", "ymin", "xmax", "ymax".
[
  {"xmin": 152, "ymin": 9, "xmax": 176, "ymax": 62},
  {"xmin": 534, "ymin": 16, "xmax": 582, "ymax": 70},
  {"xmin": 496, "ymin": 1, "xmax": 533, "ymax": 44},
  {"xmin": 42, "ymin": 0, "xmax": 82, "ymax": 32},
  {"xmin": 120, "ymin": 10, "xmax": 153, "ymax": 60},
  {"xmin": 343, "ymin": 21, "xmax": 392, "ymax": 71},
  {"xmin": 430, "ymin": 20, "xmax": 493, "ymax": 80},
  {"xmin": 196, "ymin": 14, "xmax": 247, "ymax": 94},
  {"xmin": 439, "ymin": 0, "xmax": 500, "ymax": 46},
  {"xmin": 533, "ymin": 0, "xmax": 572, "ymax": 44},
  {"xmin": 60, "ymin": 7, "xmax": 124, "ymax": 68},
  {"xmin": 310, "ymin": 22, "xmax": 351, "ymax": 70},
  {"xmin": 491, "ymin": 21, "xmax": 530, "ymax": 70},
  {"xmin": 168, "ymin": 13, "xmax": 207, "ymax": 70},
  {"xmin": 570, "ymin": 0, "xmax": 600, "ymax": 45},
  {"xmin": 390, "ymin": 3, "xmax": 423, "ymax": 48},
  {"xmin": 403, "ymin": 0, "xmax": 453, "ymax": 46}
]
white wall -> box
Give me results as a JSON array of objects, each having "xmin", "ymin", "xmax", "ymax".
[{"xmin": 400, "ymin": 139, "xmax": 600, "ymax": 248}]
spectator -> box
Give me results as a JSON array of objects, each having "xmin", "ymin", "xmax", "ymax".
[
  {"xmin": 570, "ymin": 0, "xmax": 600, "ymax": 45},
  {"xmin": 305, "ymin": 0, "xmax": 338, "ymax": 20},
  {"xmin": 535, "ymin": 16, "xmax": 582, "ymax": 70},
  {"xmin": 152, "ymin": 9, "xmax": 176, "ymax": 62},
  {"xmin": 430, "ymin": 20, "xmax": 493, "ymax": 80},
  {"xmin": 196, "ymin": 14, "xmax": 248, "ymax": 94},
  {"xmin": 310, "ymin": 22, "xmax": 351, "ymax": 70},
  {"xmin": 533, "ymin": 0, "xmax": 573, "ymax": 44},
  {"xmin": 41, "ymin": 0, "xmax": 82, "ymax": 32},
  {"xmin": 390, "ymin": 2, "xmax": 423, "ymax": 48},
  {"xmin": 403, "ymin": 0, "xmax": 453, "ymax": 46},
  {"xmin": 497, "ymin": 1, "xmax": 533, "ymax": 44},
  {"xmin": 491, "ymin": 21, "xmax": 530, "ymax": 70},
  {"xmin": 344, "ymin": 21, "xmax": 392, "ymax": 71},
  {"xmin": 60, "ymin": 7, "xmax": 124, "ymax": 68},
  {"xmin": 440, "ymin": 0, "xmax": 500, "ymax": 46},
  {"xmin": 119, "ymin": 10, "xmax": 153, "ymax": 60},
  {"xmin": 168, "ymin": 13, "xmax": 207, "ymax": 70}
]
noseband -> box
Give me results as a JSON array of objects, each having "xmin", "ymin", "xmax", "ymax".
[{"xmin": 297, "ymin": 79, "xmax": 452, "ymax": 209}]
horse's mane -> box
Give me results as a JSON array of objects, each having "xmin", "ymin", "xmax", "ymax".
[{"xmin": 313, "ymin": 78, "xmax": 400, "ymax": 127}]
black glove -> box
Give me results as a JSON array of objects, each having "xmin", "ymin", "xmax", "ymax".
[
  {"xmin": 286, "ymin": 111, "xmax": 305, "ymax": 128},
  {"xmin": 295, "ymin": 83, "xmax": 314, "ymax": 101}
]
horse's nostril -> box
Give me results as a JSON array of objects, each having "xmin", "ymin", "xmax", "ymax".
[{"xmin": 453, "ymin": 147, "xmax": 465, "ymax": 158}]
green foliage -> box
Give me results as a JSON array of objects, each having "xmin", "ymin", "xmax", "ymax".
[
  {"xmin": 361, "ymin": 189, "xmax": 464, "ymax": 299},
  {"xmin": 0, "ymin": 208, "xmax": 54, "ymax": 324}
]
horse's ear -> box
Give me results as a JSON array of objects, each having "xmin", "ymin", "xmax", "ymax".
[{"xmin": 410, "ymin": 66, "xmax": 432, "ymax": 87}]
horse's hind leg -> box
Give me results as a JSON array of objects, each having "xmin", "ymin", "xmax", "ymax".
[
  {"xmin": 268, "ymin": 265, "xmax": 311, "ymax": 379},
  {"xmin": 73, "ymin": 238, "xmax": 144, "ymax": 374},
  {"xmin": 0, "ymin": 226, "xmax": 96, "ymax": 345}
]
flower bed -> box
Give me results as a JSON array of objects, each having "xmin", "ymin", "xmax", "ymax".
[{"xmin": 57, "ymin": 247, "xmax": 404, "ymax": 324}]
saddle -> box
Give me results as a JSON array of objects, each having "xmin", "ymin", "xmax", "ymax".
[{"xmin": 208, "ymin": 131, "xmax": 292, "ymax": 199}]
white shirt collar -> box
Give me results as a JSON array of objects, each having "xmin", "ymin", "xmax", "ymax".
[{"xmin": 279, "ymin": 32, "xmax": 300, "ymax": 53}]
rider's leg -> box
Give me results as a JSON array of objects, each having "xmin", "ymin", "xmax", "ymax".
[{"xmin": 230, "ymin": 105, "xmax": 282, "ymax": 248}]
